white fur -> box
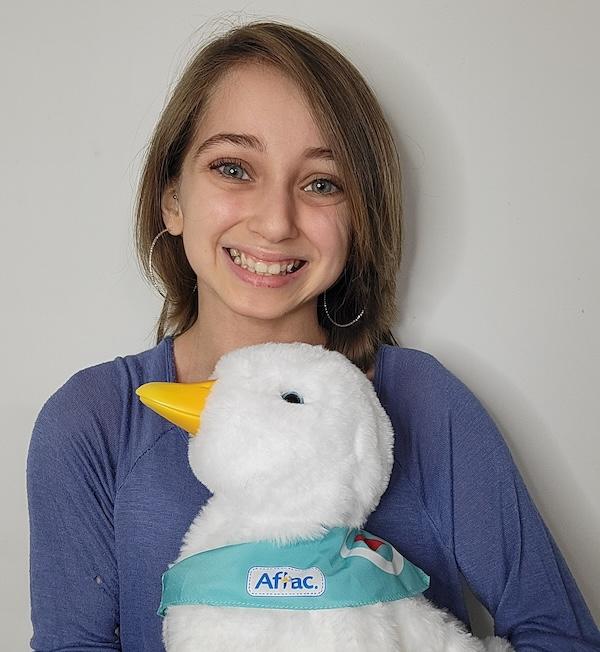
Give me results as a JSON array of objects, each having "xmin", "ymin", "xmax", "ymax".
[{"xmin": 162, "ymin": 343, "xmax": 513, "ymax": 651}]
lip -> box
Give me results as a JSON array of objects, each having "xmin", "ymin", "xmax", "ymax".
[
  {"xmin": 222, "ymin": 247, "xmax": 307, "ymax": 288},
  {"xmin": 224, "ymin": 245, "xmax": 306, "ymax": 264}
]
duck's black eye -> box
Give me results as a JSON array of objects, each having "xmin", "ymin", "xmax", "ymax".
[{"xmin": 281, "ymin": 391, "xmax": 304, "ymax": 404}]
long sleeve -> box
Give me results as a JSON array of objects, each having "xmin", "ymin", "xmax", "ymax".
[
  {"xmin": 447, "ymin": 372, "xmax": 600, "ymax": 650},
  {"xmin": 27, "ymin": 370, "xmax": 121, "ymax": 650}
]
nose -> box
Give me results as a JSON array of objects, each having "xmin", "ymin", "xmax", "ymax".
[{"xmin": 245, "ymin": 182, "xmax": 300, "ymax": 243}]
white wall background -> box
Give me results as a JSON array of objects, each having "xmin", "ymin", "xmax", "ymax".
[{"xmin": 1, "ymin": 0, "xmax": 598, "ymax": 646}]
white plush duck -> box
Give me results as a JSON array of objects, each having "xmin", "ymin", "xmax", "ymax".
[{"xmin": 136, "ymin": 342, "xmax": 513, "ymax": 652}]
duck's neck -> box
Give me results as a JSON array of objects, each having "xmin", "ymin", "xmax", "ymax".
[{"xmin": 176, "ymin": 494, "xmax": 331, "ymax": 562}]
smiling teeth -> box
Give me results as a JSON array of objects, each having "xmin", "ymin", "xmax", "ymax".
[{"xmin": 228, "ymin": 248, "xmax": 304, "ymax": 276}]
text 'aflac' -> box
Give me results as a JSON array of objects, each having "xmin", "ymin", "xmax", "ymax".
[{"xmin": 247, "ymin": 567, "xmax": 326, "ymax": 597}]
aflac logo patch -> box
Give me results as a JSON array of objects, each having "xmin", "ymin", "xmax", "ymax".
[{"xmin": 247, "ymin": 567, "xmax": 325, "ymax": 597}]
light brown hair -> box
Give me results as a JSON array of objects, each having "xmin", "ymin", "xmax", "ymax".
[{"xmin": 134, "ymin": 19, "xmax": 402, "ymax": 373}]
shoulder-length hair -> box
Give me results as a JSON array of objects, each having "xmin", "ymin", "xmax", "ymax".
[{"xmin": 134, "ymin": 19, "xmax": 402, "ymax": 373}]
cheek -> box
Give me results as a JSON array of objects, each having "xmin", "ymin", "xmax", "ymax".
[
  {"xmin": 338, "ymin": 220, "xmax": 351, "ymax": 263},
  {"xmin": 187, "ymin": 187, "xmax": 244, "ymax": 230},
  {"xmin": 325, "ymin": 212, "xmax": 351, "ymax": 267},
  {"xmin": 205, "ymin": 189, "xmax": 248, "ymax": 226},
  {"xmin": 181, "ymin": 192, "xmax": 244, "ymax": 257}
]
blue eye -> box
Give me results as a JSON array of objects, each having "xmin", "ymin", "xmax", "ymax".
[
  {"xmin": 305, "ymin": 178, "xmax": 341, "ymax": 195},
  {"xmin": 209, "ymin": 159, "xmax": 250, "ymax": 180},
  {"xmin": 281, "ymin": 391, "xmax": 304, "ymax": 404}
]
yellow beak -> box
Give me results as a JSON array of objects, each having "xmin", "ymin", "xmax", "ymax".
[{"xmin": 135, "ymin": 380, "xmax": 216, "ymax": 436}]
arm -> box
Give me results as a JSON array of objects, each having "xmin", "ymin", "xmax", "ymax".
[
  {"xmin": 27, "ymin": 371, "xmax": 121, "ymax": 650},
  {"xmin": 447, "ymin": 372, "xmax": 600, "ymax": 650}
]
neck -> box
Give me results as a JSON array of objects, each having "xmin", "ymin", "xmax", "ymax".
[
  {"xmin": 173, "ymin": 292, "xmax": 328, "ymax": 383},
  {"xmin": 176, "ymin": 494, "xmax": 331, "ymax": 561}
]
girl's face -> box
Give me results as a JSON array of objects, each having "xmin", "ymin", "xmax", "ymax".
[{"xmin": 162, "ymin": 62, "xmax": 350, "ymax": 325}]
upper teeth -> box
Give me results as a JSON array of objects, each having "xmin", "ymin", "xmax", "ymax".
[{"xmin": 228, "ymin": 248, "xmax": 304, "ymax": 276}]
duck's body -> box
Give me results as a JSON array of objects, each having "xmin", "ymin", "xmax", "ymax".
[
  {"xmin": 138, "ymin": 342, "xmax": 513, "ymax": 652},
  {"xmin": 165, "ymin": 500, "xmax": 488, "ymax": 651},
  {"xmin": 162, "ymin": 590, "xmax": 472, "ymax": 652}
]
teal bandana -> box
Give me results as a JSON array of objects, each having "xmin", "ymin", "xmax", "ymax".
[{"xmin": 158, "ymin": 526, "xmax": 429, "ymax": 616}]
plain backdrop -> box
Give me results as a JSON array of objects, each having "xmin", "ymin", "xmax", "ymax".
[{"xmin": 1, "ymin": 0, "xmax": 598, "ymax": 646}]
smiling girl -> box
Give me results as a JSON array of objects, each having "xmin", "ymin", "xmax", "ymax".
[
  {"xmin": 157, "ymin": 60, "xmax": 356, "ymax": 383},
  {"xmin": 27, "ymin": 19, "xmax": 600, "ymax": 651}
]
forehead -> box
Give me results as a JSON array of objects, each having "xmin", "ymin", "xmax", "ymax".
[{"xmin": 197, "ymin": 62, "xmax": 328, "ymax": 148}]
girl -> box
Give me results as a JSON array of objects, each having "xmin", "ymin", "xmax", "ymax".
[{"xmin": 27, "ymin": 19, "xmax": 600, "ymax": 651}]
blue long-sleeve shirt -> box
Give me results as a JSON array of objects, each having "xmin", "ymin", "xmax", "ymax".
[{"xmin": 27, "ymin": 336, "xmax": 600, "ymax": 650}]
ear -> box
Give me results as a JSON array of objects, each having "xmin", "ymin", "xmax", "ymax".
[{"xmin": 161, "ymin": 184, "xmax": 184, "ymax": 235}]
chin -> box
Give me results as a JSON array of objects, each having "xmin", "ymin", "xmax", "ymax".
[
  {"xmin": 234, "ymin": 305, "xmax": 296, "ymax": 323},
  {"xmin": 229, "ymin": 296, "xmax": 312, "ymax": 324}
]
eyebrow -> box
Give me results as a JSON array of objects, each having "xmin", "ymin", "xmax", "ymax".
[{"xmin": 193, "ymin": 132, "xmax": 335, "ymax": 161}]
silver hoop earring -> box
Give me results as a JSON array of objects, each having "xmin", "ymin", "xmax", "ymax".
[
  {"xmin": 148, "ymin": 228, "xmax": 197, "ymax": 298},
  {"xmin": 323, "ymin": 289, "xmax": 364, "ymax": 328}
]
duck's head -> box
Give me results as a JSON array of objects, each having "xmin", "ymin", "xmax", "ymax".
[{"xmin": 136, "ymin": 342, "xmax": 394, "ymax": 530}]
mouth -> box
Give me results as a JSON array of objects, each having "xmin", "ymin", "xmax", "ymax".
[{"xmin": 223, "ymin": 247, "xmax": 307, "ymax": 277}]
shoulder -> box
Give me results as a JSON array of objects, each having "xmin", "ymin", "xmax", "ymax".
[
  {"xmin": 42, "ymin": 360, "xmax": 125, "ymax": 421},
  {"xmin": 376, "ymin": 344, "xmax": 514, "ymax": 537},
  {"xmin": 375, "ymin": 344, "xmax": 511, "ymax": 478},
  {"xmin": 376, "ymin": 344, "xmax": 493, "ymax": 420},
  {"xmin": 35, "ymin": 339, "xmax": 162, "ymax": 427},
  {"xmin": 29, "ymin": 338, "xmax": 173, "ymax": 480}
]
